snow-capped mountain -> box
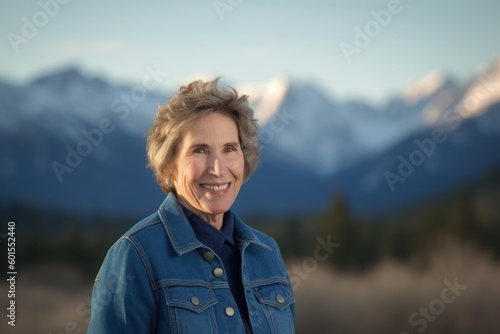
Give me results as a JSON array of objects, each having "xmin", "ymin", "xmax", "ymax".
[
  {"xmin": 0, "ymin": 68, "xmax": 165, "ymax": 140},
  {"xmin": 1, "ymin": 57, "xmax": 499, "ymax": 216},
  {"xmin": 242, "ymin": 69, "xmax": 462, "ymax": 176},
  {"xmin": 403, "ymin": 71, "xmax": 448, "ymax": 104},
  {"xmin": 238, "ymin": 76, "xmax": 289, "ymax": 125}
]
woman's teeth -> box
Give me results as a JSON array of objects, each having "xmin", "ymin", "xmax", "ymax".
[{"xmin": 201, "ymin": 183, "xmax": 229, "ymax": 191}]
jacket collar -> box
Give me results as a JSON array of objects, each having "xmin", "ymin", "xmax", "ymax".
[{"xmin": 158, "ymin": 192, "xmax": 271, "ymax": 255}]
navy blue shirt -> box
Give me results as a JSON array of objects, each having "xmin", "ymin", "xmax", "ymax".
[{"xmin": 180, "ymin": 206, "xmax": 252, "ymax": 333}]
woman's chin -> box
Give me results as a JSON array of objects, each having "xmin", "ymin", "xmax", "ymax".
[{"xmin": 202, "ymin": 201, "xmax": 232, "ymax": 215}]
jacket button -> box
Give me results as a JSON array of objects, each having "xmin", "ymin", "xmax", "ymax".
[
  {"xmin": 276, "ymin": 294, "xmax": 285, "ymax": 304},
  {"xmin": 204, "ymin": 252, "xmax": 215, "ymax": 261},
  {"xmin": 213, "ymin": 267, "xmax": 224, "ymax": 277},
  {"xmin": 190, "ymin": 296, "xmax": 200, "ymax": 306},
  {"xmin": 225, "ymin": 307, "xmax": 235, "ymax": 317}
]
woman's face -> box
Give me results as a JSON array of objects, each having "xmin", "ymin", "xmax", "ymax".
[{"xmin": 172, "ymin": 112, "xmax": 245, "ymax": 226}]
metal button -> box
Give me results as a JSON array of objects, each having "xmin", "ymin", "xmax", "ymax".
[
  {"xmin": 213, "ymin": 267, "xmax": 224, "ymax": 278},
  {"xmin": 204, "ymin": 252, "xmax": 215, "ymax": 261},
  {"xmin": 276, "ymin": 294, "xmax": 285, "ymax": 304},
  {"xmin": 190, "ymin": 296, "xmax": 200, "ymax": 306},
  {"xmin": 225, "ymin": 307, "xmax": 235, "ymax": 317}
]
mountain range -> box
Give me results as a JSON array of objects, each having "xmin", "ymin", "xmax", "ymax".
[{"xmin": 1, "ymin": 58, "xmax": 499, "ymax": 217}]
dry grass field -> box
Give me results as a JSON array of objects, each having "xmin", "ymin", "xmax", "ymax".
[
  {"xmin": 293, "ymin": 241, "xmax": 500, "ymax": 334},
  {"xmin": 1, "ymin": 241, "xmax": 499, "ymax": 334}
]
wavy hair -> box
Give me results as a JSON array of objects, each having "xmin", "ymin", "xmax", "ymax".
[{"xmin": 146, "ymin": 78, "xmax": 260, "ymax": 194}]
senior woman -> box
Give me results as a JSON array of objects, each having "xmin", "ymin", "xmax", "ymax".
[{"xmin": 87, "ymin": 78, "xmax": 295, "ymax": 333}]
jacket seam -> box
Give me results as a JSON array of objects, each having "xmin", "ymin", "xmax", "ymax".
[
  {"xmin": 123, "ymin": 235, "xmax": 160, "ymax": 291},
  {"xmin": 123, "ymin": 218, "xmax": 161, "ymax": 238}
]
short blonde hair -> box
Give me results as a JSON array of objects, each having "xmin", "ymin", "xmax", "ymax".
[{"xmin": 146, "ymin": 78, "xmax": 260, "ymax": 194}]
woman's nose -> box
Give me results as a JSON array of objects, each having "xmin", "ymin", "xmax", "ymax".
[{"xmin": 208, "ymin": 156, "xmax": 227, "ymax": 177}]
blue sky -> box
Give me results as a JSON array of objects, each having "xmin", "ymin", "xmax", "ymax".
[{"xmin": 1, "ymin": 0, "xmax": 499, "ymax": 102}]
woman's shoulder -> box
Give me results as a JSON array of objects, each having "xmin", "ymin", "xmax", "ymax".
[
  {"xmin": 250, "ymin": 226, "xmax": 279, "ymax": 247},
  {"xmin": 102, "ymin": 210, "xmax": 174, "ymax": 267},
  {"xmin": 233, "ymin": 214, "xmax": 280, "ymax": 251},
  {"xmin": 102, "ymin": 211, "xmax": 162, "ymax": 249},
  {"xmin": 122, "ymin": 211, "xmax": 163, "ymax": 239},
  {"xmin": 106, "ymin": 211, "xmax": 169, "ymax": 256}
]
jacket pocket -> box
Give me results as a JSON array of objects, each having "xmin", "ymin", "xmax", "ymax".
[
  {"xmin": 252, "ymin": 280, "xmax": 295, "ymax": 333},
  {"xmin": 163, "ymin": 284, "xmax": 219, "ymax": 333}
]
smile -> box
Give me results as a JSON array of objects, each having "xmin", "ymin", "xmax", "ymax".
[{"xmin": 200, "ymin": 183, "xmax": 230, "ymax": 191}]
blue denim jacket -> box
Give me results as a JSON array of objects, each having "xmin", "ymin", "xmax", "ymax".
[{"xmin": 88, "ymin": 193, "xmax": 295, "ymax": 333}]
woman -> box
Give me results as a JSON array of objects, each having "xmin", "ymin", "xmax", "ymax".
[{"xmin": 87, "ymin": 78, "xmax": 295, "ymax": 333}]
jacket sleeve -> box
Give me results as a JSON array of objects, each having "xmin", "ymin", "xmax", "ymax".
[{"xmin": 87, "ymin": 238, "xmax": 157, "ymax": 333}]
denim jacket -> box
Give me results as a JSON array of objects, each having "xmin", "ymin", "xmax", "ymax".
[{"xmin": 88, "ymin": 193, "xmax": 295, "ymax": 333}]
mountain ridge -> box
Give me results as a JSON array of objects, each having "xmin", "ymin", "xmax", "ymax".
[{"xmin": 1, "ymin": 57, "xmax": 500, "ymax": 216}]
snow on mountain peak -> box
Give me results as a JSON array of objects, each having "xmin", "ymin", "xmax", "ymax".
[
  {"xmin": 237, "ymin": 76, "xmax": 289, "ymax": 125},
  {"xmin": 456, "ymin": 58, "xmax": 500, "ymax": 118},
  {"xmin": 403, "ymin": 71, "xmax": 445, "ymax": 104}
]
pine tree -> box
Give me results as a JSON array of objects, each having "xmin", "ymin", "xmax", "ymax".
[
  {"xmin": 318, "ymin": 192, "xmax": 354, "ymax": 269},
  {"xmin": 447, "ymin": 188, "xmax": 476, "ymax": 241}
]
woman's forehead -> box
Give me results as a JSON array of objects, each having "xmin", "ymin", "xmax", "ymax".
[{"xmin": 183, "ymin": 113, "xmax": 239, "ymax": 142}]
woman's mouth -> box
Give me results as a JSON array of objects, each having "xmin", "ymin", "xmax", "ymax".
[{"xmin": 200, "ymin": 183, "xmax": 230, "ymax": 191}]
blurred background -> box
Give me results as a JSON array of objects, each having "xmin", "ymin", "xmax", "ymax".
[{"xmin": 1, "ymin": 0, "xmax": 500, "ymax": 333}]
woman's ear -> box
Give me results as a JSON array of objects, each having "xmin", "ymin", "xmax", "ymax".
[{"xmin": 164, "ymin": 169, "xmax": 175, "ymax": 188}]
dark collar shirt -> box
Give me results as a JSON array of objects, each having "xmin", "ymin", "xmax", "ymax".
[{"xmin": 180, "ymin": 205, "xmax": 253, "ymax": 333}]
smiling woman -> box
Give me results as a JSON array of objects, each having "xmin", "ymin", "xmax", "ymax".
[
  {"xmin": 87, "ymin": 78, "xmax": 295, "ymax": 334},
  {"xmin": 173, "ymin": 113, "xmax": 245, "ymax": 229}
]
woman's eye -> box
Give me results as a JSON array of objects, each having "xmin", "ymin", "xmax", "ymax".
[
  {"xmin": 225, "ymin": 146, "xmax": 236, "ymax": 152},
  {"xmin": 193, "ymin": 148, "xmax": 206, "ymax": 154}
]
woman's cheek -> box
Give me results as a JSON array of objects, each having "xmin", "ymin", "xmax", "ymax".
[
  {"xmin": 179, "ymin": 157, "xmax": 203, "ymax": 179},
  {"xmin": 228, "ymin": 158, "xmax": 244, "ymax": 176}
]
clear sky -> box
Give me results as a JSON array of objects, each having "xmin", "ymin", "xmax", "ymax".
[{"xmin": 1, "ymin": 0, "xmax": 499, "ymax": 103}]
